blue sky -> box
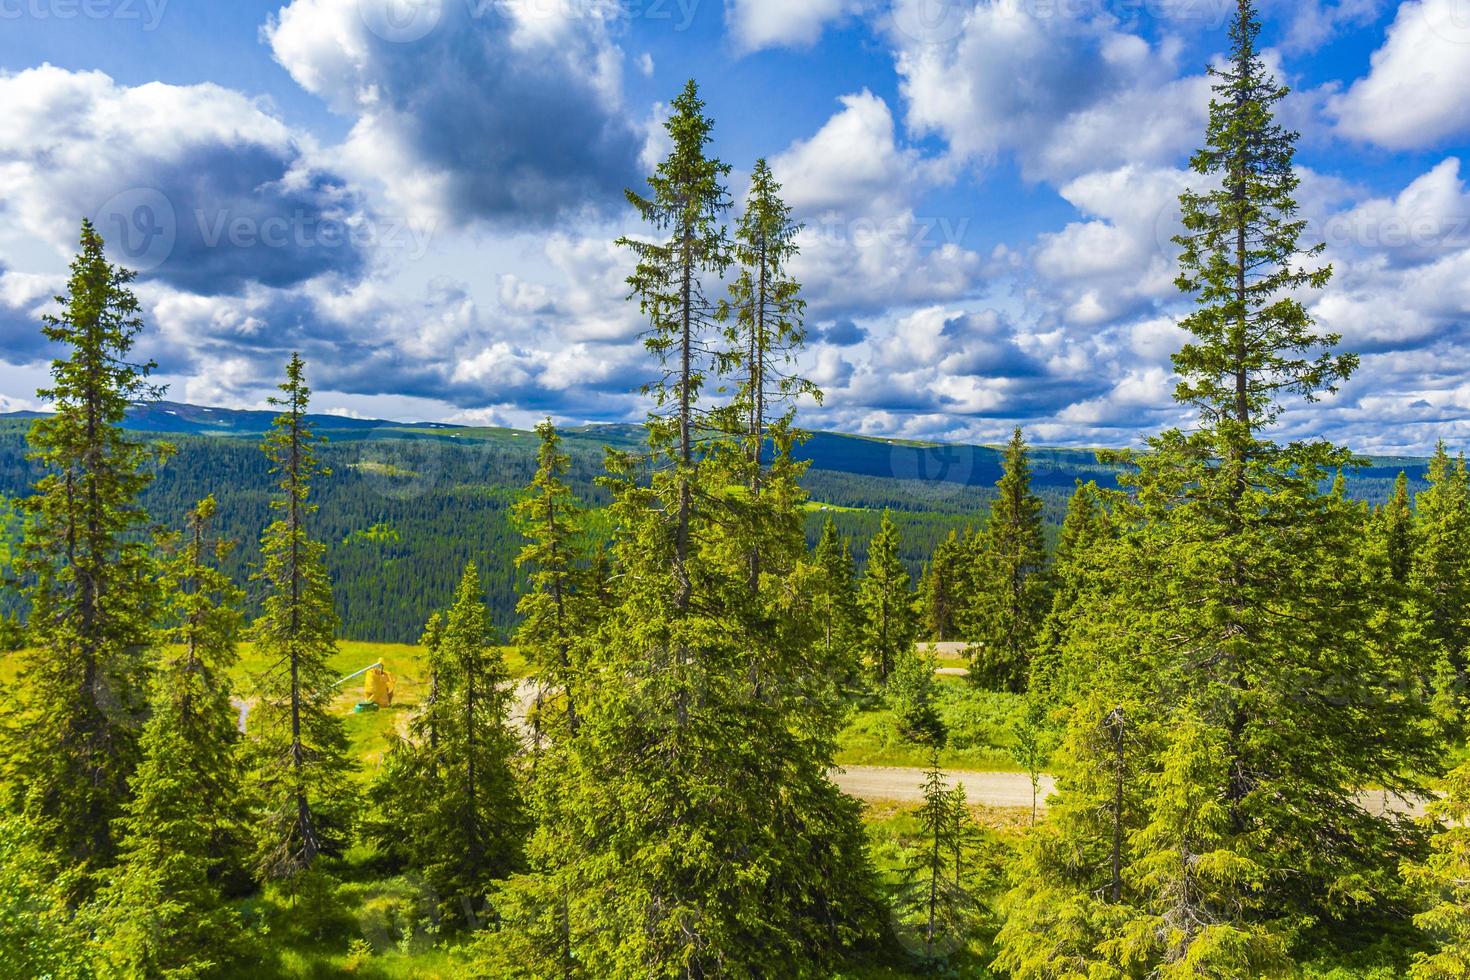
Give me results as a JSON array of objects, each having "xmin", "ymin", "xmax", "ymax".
[{"xmin": 0, "ymin": 0, "xmax": 1468, "ymax": 453}]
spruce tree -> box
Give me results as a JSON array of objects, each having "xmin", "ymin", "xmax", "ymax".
[
  {"xmin": 484, "ymin": 81, "xmax": 880, "ymax": 975},
  {"xmin": 1411, "ymin": 444, "xmax": 1470, "ymax": 682},
  {"xmin": 893, "ymin": 758, "xmax": 986, "ymax": 966},
  {"xmin": 3, "ymin": 220, "xmax": 166, "ymax": 884},
  {"xmin": 965, "ymin": 427, "xmax": 1048, "ymax": 693},
  {"xmin": 888, "ymin": 643, "xmax": 945, "ymax": 747},
  {"xmin": 0, "ymin": 815, "xmax": 94, "ymax": 979},
  {"xmin": 1030, "ymin": 481, "xmax": 1111, "ymax": 701},
  {"xmin": 1405, "ymin": 758, "xmax": 1470, "ymax": 978},
  {"xmin": 243, "ymin": 354, "xmax": 354, "ymax": 882},
  {"xmin": 999, "ymin": 5, "xmax": 1434, "ymax": 966},
  {"xmin": 420, "ymin": 562, "xmax": 524, "ymax": 916},
  {"xmin": 723, "ymin": 157, "xmax": 814, "ymax": 587},
  {"xmin": 919, "ymin": 530, "xmax": 965, "ymax": 643},
  {"xmin": 810, "ymin": 515, "xmax": 862, "ymax": 684},
  {"xmin": 1382, "ymin": 470, "xmax": 1414, "ymax": 584},
  {"xmin": 858, "ymin": 509, "xmax": 918, "ymax": 686},
  {"xmin": 513, "ymin": 421, "xmax": 593, "ymax": 750},
  {"xmin": 97, "ymin": 497, "xmax": 248, "ymax": 977}
]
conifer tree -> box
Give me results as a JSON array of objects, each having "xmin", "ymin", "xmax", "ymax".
[
  {"xmin": 965, "ymin": 427, "xmax": 1048, "ymax": 693},
  {"xmin": 859, "ymin": 509, "xmax": 918, "ymax": 686},
  {"xmin": 0, "ymin": 815, "xmax": 93, "ymax": 979},
  {"xmin": 1411, "ymin": 444, "xmax": 1470, "ymax": 681},
  {"xmin": 370, "ymin": 566, "xmax": 524, "ymax": 921},
  {"xmin": 243, "ymin": 354, "xmax": 354, "ymax": 882},
  {"xmin": 722, "ymin": 157, "xmax": 815, "ymax": 586},
  {"xmin": 888, "ymin": 643, "xmax": 945, "ymax": 747},
  {"xmin": 1382, "ymin": 470, "xmax": 1414, "ymax": 584},
  {"xmin": 97, "ymin": 497, "xmax": 248, "ymax": 977},
  {"xmin": 1405, "ymin": 758, "xmax": 1470, "ymax": 978},
  {"xmin": 423, "ymin": 562, "xmax": 524, "ymax": 915},
  {"xmin": 3, "ymin": 220, "xmax": 166, "ymax": 884},
  {"xmin": 1030, "ymin": 481, "xmax": 1111, "ymax": 701},
  {"xmin": 1103, "ymin": 710, "xmax": 1288, "ymax": 976},
  {"xmin": 810, "ymin": 515, "xmax": 862, "ymax": 682},
  {"xmin": 919, "ymin": 530, "xmax": 966, "ymax": 643},
  {"xmin": 616, "ymin": 77, "xmax": 730, "ymax": 611},
  {"xmin": 894, "ymin": 758, "xmax": 986, "ymax": 966},
  {"xmin": 485, "ymin": 81, "xmax": 881, "ymax": 976},
  {"xmin": 999, "ymin": 4, "xmax": 1437, "ymax": 966},
  {"xmin": 513, "ymin": 421, "xmax": 593, "ymax": 749}
]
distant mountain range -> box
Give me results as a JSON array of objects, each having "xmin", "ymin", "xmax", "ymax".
[
  {"xmin": 0, "ymin": 399, "xmax": 1433, "ymax": 492},
  {"xmin": 0, "ymin": 400, "xmax": 461, "ymax": 436}
]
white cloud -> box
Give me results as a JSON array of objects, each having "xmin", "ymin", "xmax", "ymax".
[
  {"xmin": 726, "ymin": 0, "xmax": 865, "ymax": 52},
  {"xmin": 768, "ymin": 92, "xmax": 983, "ymax": 315},
  {"xmin": 888, "ymin": 0, "xmax": 1206, "ymax": 182},
  {"xmin": 1329, "ymin": 0, "xmax": 1470, "ymax": 148}
]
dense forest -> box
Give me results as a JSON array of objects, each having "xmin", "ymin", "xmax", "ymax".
[
  {"xmin": 0, "ymin": 418, "xmax": 1431, "ymax": 642},
  {"xmin": 5, "ymin": 5, "xmax": 1470, "ymax": 977}
]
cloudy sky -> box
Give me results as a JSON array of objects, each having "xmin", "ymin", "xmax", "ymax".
[{"xmin": 0, "ymin": 0, "xmax": 1468, "ymax": 453}]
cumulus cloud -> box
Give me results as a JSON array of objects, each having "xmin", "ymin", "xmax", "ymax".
[
  {"xmin": 0, "ymin": 65, "xmax": 367, "ymax": 294},
  {"xmin": 769, "ymin": 91, "xmax": 984, "ymax": 316},
  {"xmin": 888, "ymin": 0, "xmax": 1208, "ymax": 183},
  {"xmin": 1329, "ymin": 0, "xmax": 1470, "ymax": 148},
  {"xmin": 726, "ymin": 0, "xmax": 866, "ymax": 52},
  {"xmin": 1031, "ymin": 165, "xmax": 1197, "ymax": 324},
  {"xmin": 266, "ymin": 0, "xmax": 643, "ymax": 228}
]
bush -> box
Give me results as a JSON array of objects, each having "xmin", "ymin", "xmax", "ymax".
[{"xmin": 888, "ymin": 647, "xmax": 947, "ymax": 747}]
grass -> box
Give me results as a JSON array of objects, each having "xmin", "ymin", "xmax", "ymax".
[
  {"xmin": 0, "ymin": 639, "xmax": 529, "ymax": 777},
  {"xmin": 836, "ymin": 680, "xmax": 1033, "ymax": 773}
]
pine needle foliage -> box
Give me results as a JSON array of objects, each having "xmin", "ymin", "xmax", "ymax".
[
  {"xmin": 965, "ymin": 427, "xmax": 1048, "ymax": 693},
  {"xmin": 96, "ymin": 497, "xmax": 249, "ymax": 978},
  {"xmin": 4, "ymin": 220, "xmax": 168, "ymax": 886},
  {"xmin": 243, "ymin": 354, "xmax": 354, "ymax": 882}
]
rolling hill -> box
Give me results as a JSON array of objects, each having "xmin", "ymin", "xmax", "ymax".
[{"xmin": 0, "ymin": 403, "xmax": 1435, "ymax": 642}]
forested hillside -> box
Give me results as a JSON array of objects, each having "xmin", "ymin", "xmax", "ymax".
[{"xmin": 0, "ymin": 414, "xmax": 1430, "ymax": 641}]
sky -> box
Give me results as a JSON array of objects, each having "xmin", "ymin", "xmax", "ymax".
[{"xmin": 0, "ymin": 0, "xmax": 1468, "ymax": 454}]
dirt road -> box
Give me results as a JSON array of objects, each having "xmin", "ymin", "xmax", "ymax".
[
  {"xmin": 832, "ymin": 765, "xmax": 1053, "ymax": 808},
  {"xmin": 830, "ymin": 764, "xmax": 1430, "ymax": 819}
]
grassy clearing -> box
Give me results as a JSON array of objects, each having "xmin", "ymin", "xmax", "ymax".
[
  {"xmin": 837, "ymin": 680, "xmax": 1033, "ymax": 772},
  {"xmin": 0, "ymin": 639, "xmax": 528, "ymax": 776}
]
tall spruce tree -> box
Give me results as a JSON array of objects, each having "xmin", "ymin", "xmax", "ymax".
[
  {"xmin": 1030, "ymin": 481, "xmax": 1112, "ymax": 701},
  {"xmin": 810, "ymin": 515, "xmax": 862, "ymax": 684},
  {"xmin": 244, "ymin": 354, "xmax": 354, "ymax": 882},
  {"xmin": 97, "ymin": 497, "xmax": 248, "ymax": 977},
  {"xmin": 368, "ymin": 568, "xmax": 524, "ymax": 923},
  {"xmin": 859, "ymin": 509, "xmax": 918, "ymax": 686},
  {"xmin": 1382, "ymin": 470, "xmax": 1414, "ymax": 584},
  {"xmin": 422, "ymin": 562, "xmax": 524, "ymax": 916},
  {"xmin": 919, "ymin": 530, "xmax": 966, "ymax": 643},
  {"xmin": 616, "ymin": 77, "xmax": 730, "ymax": 615},
  {"xmin": 997, "ymin": 2, "xmax": 1436, "ymax": 969},
  {"xmin": 484, "ymin": 81, "xmax": 880, "ymax": 975},
  {"xmin": 1411, "ymin": 444, "xmax": 1470, "ymax": 683},
  {"xmin": 722, "ymin": 157, "xmax": 815, "ymax": 585},
  {"xmin": 3, "ymin": 220, "xmax": 166, "ymax": 885},
  {"xmin": 965, "ymin": 427, "xmax": 1048, "ymax": 693},
  {"xmin": 513, "ymin": 421, "xmax": 593, "ymax": 750}
]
